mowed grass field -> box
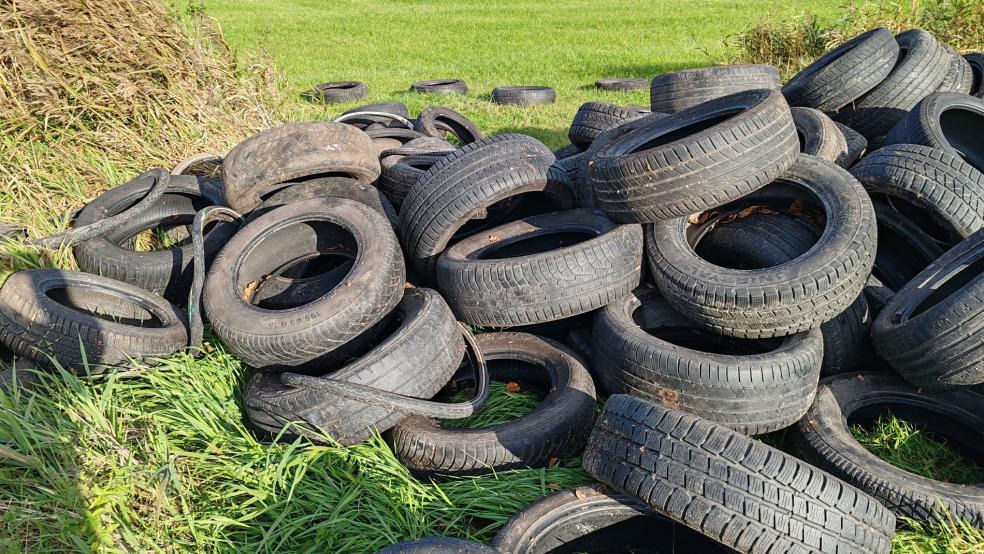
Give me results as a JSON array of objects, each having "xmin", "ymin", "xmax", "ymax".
[{"xmin": 1, "ymin": 1, "xmax": 982, "ymax": 553}]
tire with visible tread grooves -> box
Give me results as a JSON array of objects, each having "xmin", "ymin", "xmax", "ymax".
[
  {"xmin": 649, "ymin": 64, "xmax": 780, "ymax": 114},
  {"xmin": 782, "ymin": 28, "xmax": 899, "ymax": 112},
  {"xmin": 223, "ymin": 121, "xmax": 380, "ymax": 213},
  {"xmin": 835, "ymin": 122, "xmax": 868, "ymax": 167},
  {"xmin": 491, "ymin": 86, "xmax": 556, "ymax": 106},
  {"xmin": 365, "ymin": 127, "xmax": 426, "ymax": 156},
  {"xmin": 595, "ymin": 77, "xmax": 648, "ymax": 91},
  {"xmin": 591, "ymin": 288, "xmax": 823, "ymax": 435},
  {"xmin": 797, "ymin": 372, "xmax": 984, "ymax": 526},
  {"xmin": 436, "ymin": 209, "xmax": 643, "ymax": 327},
  {"xmin": 872, "ymin": 229, "xmax": 984, "ymax": 389},
  {"xmin": 340, "ymin": 102, "xmax": 410, "ymax": 129},
  {"xmin": 414, "ymin": 107, "xmax": 483, "ymax": 145},
  {"xmin": 0, "ymin": 269, "xmax": 188, "ymax": 373},
  {"xmin": 73, "ymin": 174, "xmax": 235, "ymax": 304},
  {"xmin": 305, "ymin": 81, "xmax": 368, "ymax": 103},
  {"xmin": 250, "ymin": 176, "xmax": 398, "ymax": 228},
  {"xmin": 378, "ymin": 155, "xmax": 442, "ymax": 209},
  {"xmin": 937, "ymin": 45, "xmax": 974, "ymax": 94},
  {"xmin": 966, "ymin": 53, "xmax": 984, "ymax": 98},
  {"xmin": 851, "ymin": 143, "xmax": 984, "ymax": 242},
  {"xmin": 390, "ymin": 332, "xmax": 597, "ymax": 477},
  {"xmin": 588, "ymin": 89, "xmax": 799, "ymax": 223},
  {"xmin": 582, "ymin": 394, "xmax": 897, "ymax": 554},
  {"xmin": 409, "ymin": 79, "xmax": 468, "ymax": 95},
  {"xmin": 398, "ymin": 134, "xmax": 575, "ymax": 280},
  {"xmin": 834, "ymin": 29, "xmax": 949, "ymax": 140},
  {"xmin": 885, "ymin": 92, "xmax": 984, "ymax": 174},
  {"xmin": 552, "ymin": 143, "xmax": 582, "ymax": 160},
  {"xmin": 243, "ymin": 287, "xmax": 464, "ymax": 446},
  {"xmin": 204, "ymin": 198, "xmax": 405, "ymax": 371},
  {"xmin": 791, "ymin": 107, "xmax": 849, "ymax": 166},
  {"xmin": 870, "ymin": 200, "xmax": 946, "ymax": 291},
  {"xmin": 568, "ymin": 102, "xmax": 647, "ymax": 148},
  {"xmin": 376, "ymin": 537, "xmax": 496, "ymax": 554},
  {"xmin": 647, "ymin": 154, "xmax": 877, "ymax": 338}
]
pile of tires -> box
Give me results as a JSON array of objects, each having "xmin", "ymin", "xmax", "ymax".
[{"xmin": 2, "ymin": 26, "xmax": 983, "ymax": 554}]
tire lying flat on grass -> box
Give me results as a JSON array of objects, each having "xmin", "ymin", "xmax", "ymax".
[
  {"xmin": 582, "ymin": 394, "xmax": 897, "ymax": 554},
  {"xmin": 305, "ymin": 80, "xmax": 368, "ymax": 103},
  {"xmin": 0, "ymin": 269, "xmax": 188, "ymax": 373},
  {"xmin": 414, "ymin": 107, "xmax": 483, "ymax": 145},
  {"xmin": 649, "ymin": 64, "xmax": 780, "ymax": 114},
  {"xmin": 491, "ymin": 86, "xmax": 556, "ymax": 105},
  {"xmin": 390, "ymin": 332, "xmax": 596, "ymax": 477},
  {"xmin": 205, "ymin": 198, "xmax": 405, "ymax": 371},
  {"xmin": 409, "ymin": 79, "xmax": 468, "ymax": 95},
  {"xmin": 591, "ymin": 288, "xmax": 822, "ymax": 434},
  {"xmin": 872, "ymin": 229, "xmax": 984, "ymax": 389},
  {"xmin": 587, "ymin": 89, "xmax": 798, "ymax": 223},
  {"xmin": 796, "ymin": 372, "xmax": 984, "ymax": 526},
  {"xmin": 436, "ymin": 209, "xmax": 642, "ymax": 327},
  {"xmin": 595, "ymin": 77, "xmax": 648, "ymax": 91}
]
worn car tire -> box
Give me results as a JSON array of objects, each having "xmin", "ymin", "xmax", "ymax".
[
  {"xmin": 305, "ymin": 81, "xmax": 368, "ymax": 103},
  {"xmin": 835, "ymin": 122, "xmax": 868, "ymax": 167},
  {"xmin": 966, "ymin": 53, "xmax": 984, "ymax": 98},
  {"xmin": 595, "ymin": 77, "xmax": 648, "ymax": 91},
  {"xmin": 582, "ymin": 394, "xmax": 897, "ymax": 554},
  {"xmin": 414, "ymin": 107, "xmax": 483, "ymax": 145},
  {"xmin": 491, "ymin": 86, "xmax": 556, "ymax": 105},
  {"xmin": 377, "ymin": 155, "xmax": 442, "ymax": 209},
  {"xmin": 791, "ymin": 107, "xmax": 849, "ymax": 167},
  {"xmin": 885, "ymin": 91, "xmax": 984, "ymax": 174},
  {"xmin": 409, "ymin": 79, "xmax": 468, "ymax": 95},
  {"xmin": 250, "ymin": 176, "xmax": 398, "ymax": 228},
  {"xmin": 649, "ymin": 64, "xmax": 780, "ymax": 113},
  {"xmin": 870, "ymin": 200, "xmax": 946, "ymax": 292},
  {"xmin": 568, "ymin": 102, "xmax": 647, "ymax": 148},
  {"xmin": 340, "ymin": 102, "xmax": 410, "ymax": 129},
  {"xmin": 937, "ymin": 45, "xmax": 974, "ymax": 94}
]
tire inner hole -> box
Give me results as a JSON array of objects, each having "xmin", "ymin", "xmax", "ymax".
[
  {"xmin": 870, "ymin": 193, "xmax": 955, "ymax": 245},
  {"xmin": 940, "ymin": 107, "xmax": 984, "ymax": 173},
  {"xmin": 637, "ymin": 323, "xmax": 780, "ymax": 356},
  {"xmin": 477, "ymin": 229, "xmax": 597, "ymax": 259},
  {"xmin": 440, "ymin": 359, "xmax": 547, "ymax": 429},
  {"xmin": 453, "ymin": 191, "xmax": 558, "ymax": 241},
  {"xmin": 47, "ymin": 286, "xmax": 164, "ymax": 327}
]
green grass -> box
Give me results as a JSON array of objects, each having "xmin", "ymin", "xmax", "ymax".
[{"xmin": 442, "ymin": 381, "xmax": 540, "ymax": 429}]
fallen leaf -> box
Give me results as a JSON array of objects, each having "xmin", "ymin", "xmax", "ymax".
[
  {"xmin": 505, "ymin": 382, "xmax": 521, "ymax": 393},
  {"xmin": 242, "ymin": 281, "xmax": 258, "ymax": 301},
  {"xmin": 547, "ymin": 457, "xmax": 559, "ymax": 468}
]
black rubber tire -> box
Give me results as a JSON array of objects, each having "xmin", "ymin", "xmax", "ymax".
[
  {"xmin": 834, "ymin": 29, "xmax": 949, "ymax": 140},
  {"xmin": 568, "ymin": 102, "xmax": 647, "ymax": 148},
  {"xmin": 398, "ymin": 134, "xmax": 575, "ymax": 280},
  {"xmin": 582, "ymin": 394, "xmax": 897, "ymax": 554},
  {"xmin": 250, "ymin": 176, "xmax": 398, "ymax": 228},
  {"xmin": 647, "ymin": 154, "xmax": 876, "ymax": 338},
  {"xmin": 649, "ymin": 64, "xmax": 780, "ymax": 114},
  {"xmin": 409, "ymin": 79, "xmax": 468, "ymax": 95},
  {"xmin": 0, "ymin": 269, "xmax": 188, "ymax": 373},
  {"xmin": 204, "ymin": 198, "xmax": 405, "ymax": 371},
  {"xmin": 414, "ymin": 107, "xmax": 483, "ymax": 145},
  {"xmin": 365, "ymin": 127, "xmax": 427, "ymax": 156},
  {"xmin": 378, "ymin": 155, "xmax": 442, "ymax": 209},
  {"xmin": 588, "ymin": 89, "xmax": 797, "ymax": 223},
  {"xmin": 436, "ymin": 209, "xmax": 643, "ymax": 326},
  {"xmin": 835, "ymin": 122, "xmax": 868, "ymax": 167},
  {"xmin": 376, "ymin": 537, "xmax": 495, "ymax": 554},
  {"xmin": 592, "ymin": 288, "xmax": 822, "ymax": 434},
  {"xmin": 693, "ymin": 211, "xmax": 872, "ymax": 377},
  {"xmin": 73, "ymin": 174, "xmax": 235, "ymax": 304},
  {"xmin": 552, "ymin": 143, "xmax": 582, "ymax": 160},
  {"xmin": 791, "ymin": 107, "xmax": 849, "ymax": 167},
  {"xmin": 797, "ymin": 372, "xmax": 984, "ymax": 525},
  {"xmin": 595, "ymin": 77, "xmax": 648, "ymax": 91},
  {"xmin": 223, "ymin": 122, "xmax": 380, "ymax": 213},
  {"xmin": 782, "ymin": 28, "xmax": 899, "ymax": 112},
  {"xmin": 339, "ymin": 102, "xmax": 411, "ymax": 129},
  {"xmin": 851, "ymin": 143, "xmax": 984, "ymax": 242},
  {"xmin": 390, "ymin": 332, "xmax": 597, "ymax": 477},
  {"xmin": 305, "ymin": 81, "xmax": 368, "ymax": 104},
  {"xmin": 870, "ymin": 200, "xmax": 946, "ymax": 291},
  {"xmin": 491, "ymin": 86, "xmax": 556, "ymax": 106},
  {"xmin": 872, "ymin": 229, "xmax": 984, "ymax": 389},
  {"xmin": 863, "ymin": 274, "xmax": 896, "ymax": 318},
  {"xmin": 885, "ymin": 92, "xmax": 984, "ymax": 175},
  {"xmin": 492, "ymin": 485, "xmax": 737, "ymax": 554},
  {"xmin": 243, "ymin": 287, "xmax": 464, "ymax": 445},
  {"xmin": 966, "ymin": 53, "xmax": 984, "ymax": 98},
  {"xmin": 937, "ymin": 45, "xmax": 974, "ymax": 94}
]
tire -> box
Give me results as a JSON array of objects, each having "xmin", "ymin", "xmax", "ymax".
[
  {"xmin": 835, "ymin": 122, "xmax": 868, "ymax": 167},
  {"xmin": 492, "ymin": 485, "xmax": 736, "ymax": 554},
  {"xmin": 647, "ymin": 154, "xmax": 876, "ymax": 338},
  {"xmin": 791, "ymin": 107, "xmax": 849, "ymax": 167},
  {"xmin": 693, "ymin": 211, "xmax": 871, "ymax": 377},
  {"xmin": 851, "ymin": 143, "xmax": 984, "ymax": 242},
  {"xmin": 552, "ymin": 143, "xmax": 582, "ymax": 160},
  {"xmin": 782, "ymin": 28, "xmax": 899, "ymax": 112},
  {"xmin": 834, "ymin": 29, "xmax": 949, "ymax": 140},
  {"xmin": 377, "ymin": 537, "xmax": 495, "ymax": 554},
  {"xmin": 398, "ymin": 134, "xmax": 575, "ymax": 280},
  {"xmin": 243, "ymin": 287, "xmax": 464, "ymax": 445},
  {"xmin": 409, "ymin": 79, "xmax": 468, "ymax": 95},
  {"xmin": 595, "ymin": 77, "xmax": 647, "ymax": 91},
  {"xmin": 885, "ymin": 92, "xmax": 984, "ymax": 174},
  {"xmin": 872, "ymin": 229, "xmax": 984, "ymax": 389},
  {"xmin": 863, "ymin": 274, "xmax": 896, "ymax": 318},
  {"xmin": 250, "ymin": 176, "xmax": 398, "ymax": 228},
  {"xmin": 588, "ymin": 89, "xmax": 798, "ymax": 223},
  {"xmin": 305, "ymin": 81, "xmax": 368, "ymax": 104},
  {"xmin": 937, "ymin": 45, "xmax": 974, "ymax": 94},
  {"xmin": 339, "ymin": 102, "xmax": 410, "ymax": 129},
  {"xmin": 568, "ymin": 102, "xmax": 647, "ymax": 148},
  {"xmin": 582, "ymin": 394, "xmax": 897, "ymax": 554},
  {"xmin": 378, "ymin": 155, "xmax": 442, "ymax": 209},
  {"xmin": 73, "ymin": 174, "xmax": 235, "ymax": 304},
  {"xmin": 870, "ymin": 200, "xmax": 946, "ymax": 291},
  {"xmin": 204, "ymin": 198, "xmax": 405, "ymax": 371},
  {"xmin": 436, "ymin": 209, "xmax": 643, "ymax": 326},
  {"xmin": 592, "ymin": 288, "xmax": 822, "ymax": 434},
  {"xmin": 223, "ymin": 122, "xmax": 380, "ymax": 213},
  {"xmin": 649, "ymin": 64, "xmax": 780, "ymax": 114},
  {"xmin": 553, "ymin": 152, "xmax": 589, "ymax": 207},
  {"xmin": 491, "ymin": 86, "xmax": 556, "ymax": 106},
  {"xmin": 797, "ymin": 372, "xmax": 984, "ymax": 525},
  {"xmin": 0, "ymin": 269, "xmax": 188, "ymax": 373},
  {"xmin": 414, "ymin": 107, "xmax": 483, "ymax": 145},
  {"xmin": 365, "ymin": 127, "xmax": 427, "ymax": 156},
  {"xmin": 966, "ymin": 53, "xmax": 984, "ymax": 98},
  {"xmin": 390, "ymin": 332, "xmax": 597, "ymax": 477}
]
